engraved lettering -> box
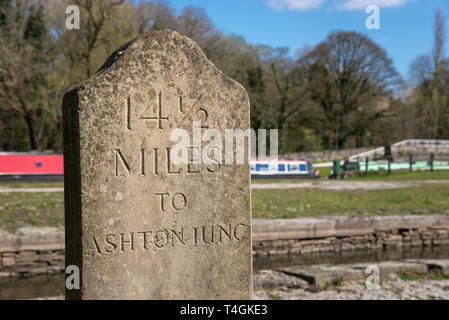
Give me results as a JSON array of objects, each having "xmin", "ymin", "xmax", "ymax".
[
  {"xmin": 87, "ymin": 222, "xmax": 247, "ymax": 255},
  {"xmin": 193, "ymin": 227, "xmax": 199, "ymax": 246},
  {"xmin": 187, "ymin": 147, "xmax": 200, "ymax": 174},
  {"xmin": 141, "ymin": 149, "xmax": 146, "ymax": 176},
  {"xmin": 153, "ymin": 148, "xmax": 159, "ymax": 175},
  {"xmin": 197, "ymin": 108, "xmax": 209, "ymax": 128},
  {"xmin": 113, "ymin": 147, "xmax": 221, "ymax": 177},
  {"xmin": 120, "ymin": 232, "xmax": 135, "ymax": 251},
  {"xmin": 234, "ymin": 223, "xmax": 247, "ymax": 241},
  {"xmin": 105, "ymin": 234, "xmax": 117, "ymax": 253},
  {"xmin": 171, "ymin": 228, "xmax": 186, "ymax": 246},
  {"xmin": 114, "ymin": 149, "xmax": 131, "ymax": 176},
  {"xmin": 219, "ymin": 224, "xmax": 232, "ymax": 242},
  {"xmin": 202, "ymin": 226, "xmax": 213, "ymax": 244},
  {"xmin": 167, "ymin": 148, "xmax": 181, "ymax": 174},
  {"xmin": 155, "ymin": 193, "xmax": 169, "ymax": 212},
  {"xmin": 89, "ymin": 236, "xmax": 102, "ymax": 255},
  {"xmin": 154, "ymin": 230, "xmax": 169, "ymax": 248},
  {"xmin": 140, "ymin": 91, "xmax": 168, "ymax": 129},
  {"xmin": 114, "ymin": 149, "xmax": 147, "ymax": 176},
  {"xmin": 138, "ymin": 231, "xmax": 152, "ymax": 249},
  {"xmin": 172, "ymin": 193, "xmax": 187, "ymax": 211}
]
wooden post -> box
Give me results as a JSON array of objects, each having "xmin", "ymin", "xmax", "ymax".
[
  {"xmin": 365, "ymin": 157, "xmax": 369, "ymax": 176},
  {"xmin": 430, "ymin": 153, "xmax": 434, "ymax": 171}
]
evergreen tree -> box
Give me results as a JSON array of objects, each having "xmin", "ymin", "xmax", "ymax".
[
  {"xmin": 24, "ymin": 5, "xmax": 48, "ymax": 53},
  {"xmin": 0, "ymin": 0, "xmax": 15, "ymax": 33}
]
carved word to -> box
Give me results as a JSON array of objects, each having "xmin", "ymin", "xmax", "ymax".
[{"xmin": 155, "ymin": 192, "xmax": 187, "ymax": 212}]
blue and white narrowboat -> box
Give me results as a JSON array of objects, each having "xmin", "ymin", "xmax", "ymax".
[{"xmin": 251, "ymin": 159, "xmax": 320, "ymax": 179}]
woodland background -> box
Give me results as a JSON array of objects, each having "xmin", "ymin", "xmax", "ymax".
[{"xmin": 0, "ymin": 0, "xmax": 448, "ymax": 154}]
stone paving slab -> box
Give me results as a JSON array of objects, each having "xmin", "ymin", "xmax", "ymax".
[
  {"xmin": 276, "ymin": 264, "xmax": 365, "ymax": 287},
  {"xmin": 253, "ymin": 270, "xmax": 309, "ymax": 289},
  {"xmin": 351, "ymin": 261, "xmax": 428, "ymax": 276},
  {"xmin": 0, "ymin": 227, "xmax": 64, "ymax": 253},
  {"xmin": 402, "ymin": 259, "xmax": 449, "ymax": 274},
  {"xmin": 274, "ymin": 260, "xmax": 442, "ymax": 287},
  {"xmin": 254, "ymin": 275, "xmax": 449, "ymax": 300}
]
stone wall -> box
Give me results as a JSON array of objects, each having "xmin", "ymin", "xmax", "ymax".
[
  {"xmin": 2, "ymin": 215, "xmax": 449, "ymax": 279},
  {"xmin": 0, "ymin": 227, "xmax": 64, "ymax": 279},
  {"xmin": 252, "ymin": 215, "xmax": 449, "ymax": 257}
]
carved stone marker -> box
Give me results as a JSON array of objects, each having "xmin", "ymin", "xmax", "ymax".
[{"xmin": 63, "ymin": 31, "xmax": 252, "ymax": 299}]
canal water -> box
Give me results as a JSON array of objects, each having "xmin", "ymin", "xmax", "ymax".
[{"xmin": 1, "ymin": 246, "xmax": 449, "ymax": 300}]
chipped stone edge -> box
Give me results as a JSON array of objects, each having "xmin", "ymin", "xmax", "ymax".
[{"xmin": 66, "ymin": 30, "xmax": 250, "ymax": 106}]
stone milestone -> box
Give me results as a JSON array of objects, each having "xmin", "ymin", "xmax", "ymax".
[{"xmin": 63, "ymin": 31, "xmax": 252, "ymax": 299}]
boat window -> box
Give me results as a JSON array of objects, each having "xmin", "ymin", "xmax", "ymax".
[
  {"xmin": 278, "ymin": 164, "xmax": 286, "ymax": 172},
  {"xmin": 299, "ymin": 164, "xmax": 307, "ymax": 171},
  {"xmin": 256, "ymin": 164, "xmax": 269, "ymax": 171}
]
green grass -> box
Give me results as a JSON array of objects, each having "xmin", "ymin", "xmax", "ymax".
[
  {"xmin": 252, "ymin": 169, "xmax": 449, "ymax": 184},
  {"xmin": 0, "ymin": 182, "xmax": 64, "ymax": 189},
  {"xmin": 0, "ymin": 192, "xmax": 64, "ymax": 232},
  {"xmin": 1, "ymin": 170, "xmax": 449, "ymax": 232},
  {"xmin": 347, "ymin": 169, "xmax": 449, "ymax": 181},
  {"xmin": 317, "ymin": 167, "xmax": 332, "ymax": 179},
  {"xmin": 252, "ymin": 184, "xmax": 449, "ymax": 218},
  {"xmin": 397, "ymin": 271, "xmax": 449, "ymax": 281},
  {"xmin": 267, "ymin": 293, "xmax": 282, "ymax": 300}
]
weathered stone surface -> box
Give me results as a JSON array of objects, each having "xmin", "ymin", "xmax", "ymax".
[
  {"xmin": 275, "ymin": 260, "xmax": 431, "ymax": 287},
  {"xmin": 333, "ymin": 215, "xmax": 449, "ymax": 237},
  {"xmin": 276, "ymin": 265, "xmax": 365, "ymax": 287},
  {"xmin": 403, "ymin": 259, "xmax": 449, "ymax": 274},
  {"xmin": 252, "ymin": 218, "xmax": 335, "ymax": 241},
  {"xmin": 351, "ymin": 261, "xmax": 428, "ymax": 276},
  {"xmin": 1, "ymin": 257, "xmax": 15, "ymax": 267},
  {"xmin": 253, "ymin": 270, "xmax": 308, "ymax": 289},
  {"xmin": 0, "ymin": 229, "xmax": 16, "ymax": 253},
  {"xmin": 63, "ymin": 31, "xmax": 251, "ymax": 299},
  {"xmin": 16, "ymin": 227, "xmax": 64, "ymax": 251}
]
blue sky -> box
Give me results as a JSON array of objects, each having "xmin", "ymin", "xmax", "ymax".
[{"xmin": 168, "ymin": 0, "xmax": 449, "ymax": 78}]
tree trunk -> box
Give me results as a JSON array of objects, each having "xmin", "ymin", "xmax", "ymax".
[{"xmin": 24, "ymin": 111, "xmax": 40, "ymax": 151}]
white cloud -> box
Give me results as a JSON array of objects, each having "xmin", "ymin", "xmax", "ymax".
[
  {"xmin": 267, "ymin": 0, "xmax": 325, "ymax": 11},
  {"xmin": 267, "ymin": 0, "xmax": 410, "ymax": 11},
  {"xmin": 338, "ymin": 0, "xmax": 409, "ymax": 10}
]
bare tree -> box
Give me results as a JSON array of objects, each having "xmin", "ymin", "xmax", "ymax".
[
  {"xmin": 71, "ymin": 0, "xmax": 126, "ymax": 78},
  {"xmin": 0, "ymin": 1, "xmax": 52, "ymax": 151},
  {"xmin": 135, "ymin": 0, "xmax": 177, "ymax": 33},
  {"xmin": 176, "ymin": 6, "xmax": 223, "ymax": 58},
  {"xmin": 300, "ymin": 31, "xmax": 401, "ymax": 149},
  {"xmin": 433, "ymin": 6, "xmax": 447, "ymax": 71}
]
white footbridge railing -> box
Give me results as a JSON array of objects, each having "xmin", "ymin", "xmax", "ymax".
[{"xmin": 348, "ymin": 139, "xmax": 449, "ymax": 161}]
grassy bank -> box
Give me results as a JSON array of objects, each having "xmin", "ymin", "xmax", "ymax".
[
  {"xmin": 0, "ymin": 182, "xmax": 64, "ymax": 189},
  {"xmin": 346, "ymin": 169, "xmax": 449, "ymax": 181},
  {"xmin": 252, "ymin": 184, "xmax": 449, "ymax": 219},
  {"xmin": 1, "ymin": 171, "xmax": 449, "ymax": 231},
  {"xmin": 253, "ymin": 169, "xmax": 449, "ymax": 183},
  {"xmin": 0, "ymin": 192, "xmax": 64, "ymax": 232}
]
